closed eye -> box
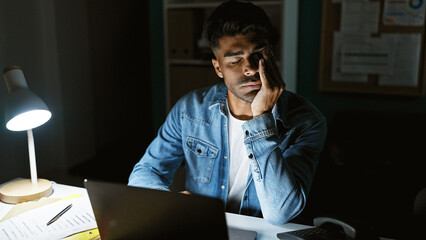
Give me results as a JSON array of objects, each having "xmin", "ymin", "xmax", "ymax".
[{"xmin": 231, "ymin": 59, "xmax": 242, "ymax": 65}]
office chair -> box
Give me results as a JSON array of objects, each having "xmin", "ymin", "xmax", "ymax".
[
  {"xmin": 414, "ymin": 188, "xmax": 426, "ymax": 218},
  {"xmin": 411, "ymin": 188, "xmax": 426, "ymax": 238}
]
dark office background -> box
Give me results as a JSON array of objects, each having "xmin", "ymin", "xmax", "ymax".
[
  {"xmin": 0, "ymin": 1, "xmax": 425, "ymax": 239},
  {"xmin": 0, "ymin": 0, "xmax": 152, "ymax": 184}
]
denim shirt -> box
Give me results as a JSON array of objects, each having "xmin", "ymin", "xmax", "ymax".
[{"xmin": 129, "ymin": 83, "xmax": 327, "ymax": 225}]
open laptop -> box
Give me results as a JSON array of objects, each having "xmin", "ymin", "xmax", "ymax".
[{"xmin": 84, "ymin": 179, "xmax": 256, "ymax": 240}]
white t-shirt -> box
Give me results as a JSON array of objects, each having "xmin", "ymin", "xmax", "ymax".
[{"xmin": 227, "ymin": 108, "xmax": 251, "ymax": 213}]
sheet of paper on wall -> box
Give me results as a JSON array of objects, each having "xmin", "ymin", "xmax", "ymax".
[
  {"xmin": 332, "ymin": 32, "xmax": 368, "ymax": 82},
  {"xmin": 339, "ymin": 36, "xmax": 396, "ymax": 75},
  {"xmin": 0, "ymin": 196, "xmax": 97, "ymax": 240},
  {"xmin": 332, "ymin": 0, "xmax": 369, "ymax": 3},
  {"xmin": 383, "ymin": 0, "xmax": 426, "ymax": 26},
  {"xmin": 378, "ymin": 34, "xmax": 421, "ymax": 87},
  {"xmin": 340, "ymin": 1, "xmax": 380, "ymax": 34}
]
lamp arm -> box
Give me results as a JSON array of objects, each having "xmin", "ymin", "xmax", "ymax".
[{"xmin": 27, "ymin": 129, "xmax": 38, "ymax": 185}]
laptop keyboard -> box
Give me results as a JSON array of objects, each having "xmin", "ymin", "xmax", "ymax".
[{"xmin": 277, "ymin": 227, "xmax": 345, "ymax": 240}]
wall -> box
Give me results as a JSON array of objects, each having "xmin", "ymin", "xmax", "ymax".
[
  {"xmin": 53, "ymin": 0, "xmax": 97, "ymax": 171},
  {"xmin": 298, "ymin": 0, "xmax": 426, "ymax": 119},
  {"xmin": 149, "ymin": 0, "xmax": 167, "ymax": 133},
  {"xmin": 73, "ymin": 0, "xmax": 153, "ymax": 184},
  {"xmin": 297, "ymin": 1, "xmax": 426, "ymax": 237},
  {"xmin": 0, "ymin": 0, "xmax": 152, "ymax": 186},
  {"xmin": 0, "ymin": 0, "xmax": 70, "ymax": 183}
]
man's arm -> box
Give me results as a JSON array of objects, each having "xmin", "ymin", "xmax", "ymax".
[
  {"xmin": 243, "ymin": 112, "xmax": 327, "ymax": 225},
  {"xmin": 246, "ymin": 46, "xmax": 327, "ymax": 224},
  {"xmin": 128, "ymin": 103, "xmax": 184, "ymax": 191}
]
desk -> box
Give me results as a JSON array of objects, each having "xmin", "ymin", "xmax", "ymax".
[
  {"xmin": 226, "ymin": 213, "xmax": 311, "ymax": 239},
  {"xmin": 0, "ymin": 180, "xmax": 89, "ymax": 221},
  {"xmin": 0, "ymin": 180, "xmax": 312, "ymax": 240}
]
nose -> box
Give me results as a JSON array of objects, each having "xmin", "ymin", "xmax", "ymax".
[{"xmin": 244, "ymin": 59, "xmax": 258, "ymax": 77}]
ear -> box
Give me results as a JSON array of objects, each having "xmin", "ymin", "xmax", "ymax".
[{"xmin": 211, "ymin": 58, "xmax": 223, "ymax": 78}]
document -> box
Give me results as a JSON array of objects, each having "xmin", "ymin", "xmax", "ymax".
[
  {"xmin": 340, "ymin": 36, "xmax": 396, "ymax": 75},
  {"xmin": 378, "ymin": 34, "xmax": 421, "ymax": 87},
  {"xmin": 0, "ymin": 196, "xmax": 97, "ymax": 240},
  {"xmin": 1, "ymin": 197, "xmax": 60, "ymax": 222},
  {"xmin": 340, "ymin": 1, "xmax": 380, "ymax": 34},
  {"xmin": 332, "ymin": 32, "xmax": 368, "ymax": 82},
  {"xmin": 383, "ymin": 0, "xmax": 426, "ymax": 26},
  {"xmin": 332, "ymin": 0, "xmax": 368, "ymax": 3}
]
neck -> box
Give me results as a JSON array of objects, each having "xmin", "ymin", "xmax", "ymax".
[{"xmin": 227, "ymin": 94, "xmax": 253, "ymax": 120}]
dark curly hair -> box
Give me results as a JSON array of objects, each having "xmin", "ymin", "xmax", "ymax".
[{"xmin": 202, "ymin": 0, "xmax": 279, "ymax": 51}]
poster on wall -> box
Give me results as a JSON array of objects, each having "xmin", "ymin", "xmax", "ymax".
[{"xmin": 383, "ymin": 0, "xmax": 426, "ymax": 26}]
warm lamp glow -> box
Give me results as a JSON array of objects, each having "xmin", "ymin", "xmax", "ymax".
[{"xmin": 6, "ymin": 109, "xmax": 51, "ymax": 131}]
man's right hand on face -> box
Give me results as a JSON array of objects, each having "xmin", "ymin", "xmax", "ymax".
[{"xmin": 250, "ymin": 47, "xmax": 286, "ymax": 118}]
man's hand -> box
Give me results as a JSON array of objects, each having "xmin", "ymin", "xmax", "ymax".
[{"xmin": 251, "ymin": 47, "xmax": 285, "ymax": 117}]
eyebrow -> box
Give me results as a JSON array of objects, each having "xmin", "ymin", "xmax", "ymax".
[
  {"xmin": 223, "ymin": 45, "xmax": 267, "ymax": 58},
  {"xmin": 224, "ymin": 51, "xmax": 244, "ymax": 58}
]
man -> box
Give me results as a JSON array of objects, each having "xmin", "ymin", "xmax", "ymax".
[{"xmin": 129, "ymin": 0, "xmax": 327, "ymax": 225}]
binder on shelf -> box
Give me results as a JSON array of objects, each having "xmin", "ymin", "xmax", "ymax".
[{"xmin": 167, "ymin": 9, "xmax": 196, "ymax": 59}]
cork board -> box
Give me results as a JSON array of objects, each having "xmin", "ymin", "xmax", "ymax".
[{"xmin": 319, "ymin": 0, "xmax": 426, "ymax": 96}]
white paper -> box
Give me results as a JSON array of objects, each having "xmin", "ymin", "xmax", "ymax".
[
  {"xmin": 0, "ymin": 196, "xmax": 97, "ymax": 240},
  {"xmin": 341, "ymin": 1, "xmax": 380, "ymax": 34},
  {"xmin": 340, "ymin": 36, "xmax": 396, "ymax": 75},
  {"xmin": 332, "ymin": 32, "xmax": 369, "ymax": 82},
  {"xmin": 378, "ymin": 34, "xmax": 421, "ymax": 87},
  {"xmin": 332, "ymin": 0, "xmax": 368, "ymax": 3},
  {"xmin": 383, "ymin": 0, "xmax": 426, "ymax": 26}
]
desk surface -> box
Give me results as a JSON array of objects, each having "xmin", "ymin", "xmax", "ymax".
[{"xmin": 0, "ymin": 180, "xmax": 312, "ymax": 240}]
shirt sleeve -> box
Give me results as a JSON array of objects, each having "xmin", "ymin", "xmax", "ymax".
[
  {"xmin": 128, "ymin": 102, "xmax": 184, "ymax": 191},
  {"xmin": 242, "ymin": 112, "xmax": 327, "ymax": 225}
]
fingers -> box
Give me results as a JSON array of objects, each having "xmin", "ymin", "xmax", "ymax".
[
  {"xmin": 258, "ymin": 58, "xmax": 271, "ymax": 89},
  {"xmin": 265, "ymin": 48, "xmax": 282, "ymax": 84},
  {"xmin": 259, "ymin": 47, "xmax": 285, "ymax": 90}
]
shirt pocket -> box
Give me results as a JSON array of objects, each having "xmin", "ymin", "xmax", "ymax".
[{"xmin": 185, "ymin": 137, "xmax": 218, "ymax": 183}]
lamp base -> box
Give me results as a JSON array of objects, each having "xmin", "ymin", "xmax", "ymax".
[{"xmin": 0, "ymin": 179, "xmax": 52, "ymax": 204}]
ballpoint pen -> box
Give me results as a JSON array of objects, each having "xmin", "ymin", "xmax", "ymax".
[{"xmin": 46, "ymin": 204, "xmax": 73, "ymax": 226}]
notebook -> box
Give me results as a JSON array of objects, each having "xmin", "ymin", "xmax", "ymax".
[{"xmin": 84, "ymin": 179, "xmax": 256, "ymax": 240}]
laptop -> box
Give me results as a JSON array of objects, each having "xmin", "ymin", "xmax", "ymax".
[{"xmin": 84, "ymin": 179, "xmax": 256, "ymax": 240}]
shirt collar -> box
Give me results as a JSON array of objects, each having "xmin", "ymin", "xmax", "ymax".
[{"xmin": 210, "ymin": 83, "xmax": 228, "ymax": 107}]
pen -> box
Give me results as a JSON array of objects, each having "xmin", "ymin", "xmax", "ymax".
[{"xmin": 46, "ymin": 204, "xmax": 73, "ymax": 226}]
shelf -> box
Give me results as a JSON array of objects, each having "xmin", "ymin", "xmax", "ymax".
[
  {"xmin": 166, "ymin": 1, "xmax": 281, "ymax": 9},
  {"xmin": 169, "ymin": 59, "xmax": 213, "ymax": 66}
]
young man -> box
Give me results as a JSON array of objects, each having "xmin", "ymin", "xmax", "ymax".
[{"xmin": 129, "ymin": 0, "xmax": 327, "ymax": 225}]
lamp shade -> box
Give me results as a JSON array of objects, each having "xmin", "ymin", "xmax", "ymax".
[
  {"xmin": 5, "ymin": 89, "xmax": 51, "ymax": 131},
  {"xmin": 3, "ymin": 66, "xmax": 51, "ymax": 131}
]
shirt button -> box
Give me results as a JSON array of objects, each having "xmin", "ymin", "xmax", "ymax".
[
  {"xmin": 248, "ymin": 154, "xmax": 253, "ymax": 159},
  {"xmin": 244, "ymin": 196, "xmax": 248, "ymax": 200},
  {"xmin": 245, "ymin": 130, "xmax": 249, "ymax": 136},
  {"xmin": 221, "ymin": 185, "xmax": 225, "ymax": 190},
  {"xmin": 224, "ymin": 156, "xmax": 227, "ymax": 159}
]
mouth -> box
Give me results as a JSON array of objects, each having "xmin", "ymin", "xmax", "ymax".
[{"xmin": 241, "ymin": 82, "xmax": 261, "ymax": 90}]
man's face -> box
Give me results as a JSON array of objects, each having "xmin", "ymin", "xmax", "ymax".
[{"xmin": 211, "ymin": 32, "xmax": 268, "ymax": 103}]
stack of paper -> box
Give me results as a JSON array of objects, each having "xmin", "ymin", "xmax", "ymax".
[{"xmin": 0, "ymin": 196, "xmax": 97, "ymax": 240}]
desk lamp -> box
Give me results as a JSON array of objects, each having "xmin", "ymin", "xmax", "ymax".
[{"xmin": 0, "ymin": 66, "xmax": 53, "ymax": 204}]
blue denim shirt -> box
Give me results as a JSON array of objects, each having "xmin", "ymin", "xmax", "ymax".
[{"xmin": 129, "ymin": 83, "xmax": 327, "ymax": 225}]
